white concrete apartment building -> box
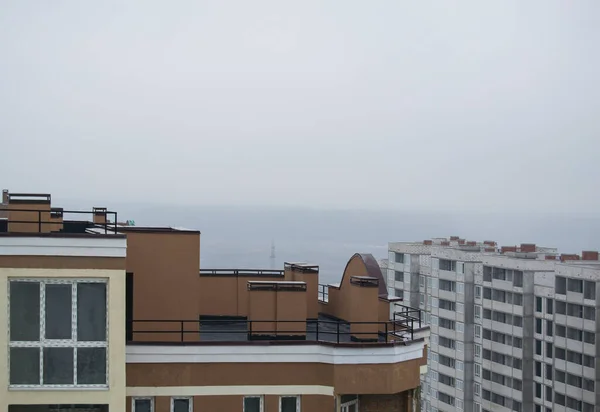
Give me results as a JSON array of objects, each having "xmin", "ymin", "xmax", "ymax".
[{"xmin": 386, "ymin": 237, "xmax": 600, "ymax": 412}]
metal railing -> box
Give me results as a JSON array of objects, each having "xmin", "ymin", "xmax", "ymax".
[
  {"xmin": 128, "ymin": 318, "xmax": 410, "ymax": 344},
  {"xmin": 199, "ymin": 269, "xmax": 284, "ymax": 277},
  {"xmin": 393, "ymin": 303, "xmax": 423, "ymax": 341},
  {"xmin": 318, "ymin": 284, "xmax": 329, "ymax": 302},
  {"xmin": 1, "ymin": 208, "xmax": 118, "ymax": 234}
]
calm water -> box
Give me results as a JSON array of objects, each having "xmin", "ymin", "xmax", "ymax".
[{"xmin": 101, "ymin": 204, "xmax": 600, "ymax": 286}]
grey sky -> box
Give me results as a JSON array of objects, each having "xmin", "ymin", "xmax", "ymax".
[{"xmin": 1, "ymin": 1, "xmax": 598, "ymax": 212}]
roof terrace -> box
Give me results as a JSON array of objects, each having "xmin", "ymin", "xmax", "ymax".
[{"xmin": 129, "ymin": 254, "xmax": 428, "ymax": 347}]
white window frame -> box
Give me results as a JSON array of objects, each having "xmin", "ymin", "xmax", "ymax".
[
  {"xmin": 456, "ymin": 379, "xmax": 464, "ymax": 391},
  {"xmin": 133, "ymin": 397, "xmax": 155, "ymax": 412},
  {"xmin": 456, "ymin": 322, "xmax": 464, "ymax": 333},
  {"xmin": 8, "ymin": 278, "xmax": 109, "ymax": 389},
  {"xmin": 475, "ymin": 344, "xmax": 481, "ymax": 358},
  {"xmin": 171, "ymin": 397, "xmax": 193, "ymax": 412},
  {"xmin": 457, "ymin": 282, "xmax": 464, "ymax": 294},
  {"xmin": 456, "ymin": 341, "xmax": 464, "ymax": 352},
  {"xmin": 279, "ymin": 395, "xmax": 300, "ymax": 412},
  {"xmin": 456, "ymin": 360, "xmax": 464, "ymax": 371},
  {"xmin": 456, "ymin": 303, "xmax": 464, "ymax": 313},
  {"xmin": 244, "ymin": 395, "xmax": 264, "ymax": 412}
]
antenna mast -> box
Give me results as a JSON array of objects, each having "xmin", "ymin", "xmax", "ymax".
[{"xmin": 270, "ymin": 239, "xmax": 276, "ymax": 269}]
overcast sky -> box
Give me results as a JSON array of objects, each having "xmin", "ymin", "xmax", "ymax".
[{"xmin": 1, "ymin": 1, "xmax": 598, "ymax": 212}]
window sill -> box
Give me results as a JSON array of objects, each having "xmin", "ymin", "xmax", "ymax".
[{"xmin": 9, "ymin": 385, "xmax": 109, "ymax": 391}]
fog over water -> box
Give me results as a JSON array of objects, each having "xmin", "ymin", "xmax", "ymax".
[{"xmin": 62, "ymin": 201, "xmax": 600, "ymax": 285}]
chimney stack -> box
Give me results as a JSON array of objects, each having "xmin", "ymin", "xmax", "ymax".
[
  {"xmin": 560, "ymin": 254, "xmax": 580, "ymax": 262},
  {"xmin": 501, "ymin": 246, "xmax": 517, "ymax": 253},
  {"xmin": 582, "ymin": 251, "xmax": 599, "ymax": 261},
  {"xmin": 423, "ymin": 240, "xmax": 433, "ymax": 245},
  {"xmin": 520, "ymin": 244, "xmax": 536, "ymax": 253},
  {"xmin": 2, "ymin": 189, "xmax": 8, "ymax": 204}
]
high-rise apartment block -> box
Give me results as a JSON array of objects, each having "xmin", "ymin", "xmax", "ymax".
[{"xmin": 386, "ymin": 237, "xmax": 599, "ymax": 412}]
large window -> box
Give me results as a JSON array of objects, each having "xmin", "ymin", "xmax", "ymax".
[
  {"xmin": 438, "ymin": 259, "xmax": 456, "ymax": 272},
  {"xmin": 9, "ymin": 279, "xmax": 108, "ymax": 387}
]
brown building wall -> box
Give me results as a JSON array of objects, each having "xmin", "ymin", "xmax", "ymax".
[
  {"xmin": 289, "ymin": 268, "xmax": 319, "ymax": 319},
  {"xmin": 198, "ymin": 275, "xmax": 291, "ymax": 317},
  {"xmin": 248, "ymin": 289, "xmax": 277, "ymax": 335},
  {"xmin": 321, "ymin": 255, "xmax": 382, "ymax": 340},
  {"xmin": 126, "ymin": 358, "xmax": 422, "ymax": 395},
  {"xmin": 125, "ymin": 231, "xmax": 200, "ymax": 321},
  {"xmin": 0, "ymin": 254, "xmax": 125, "ymax": 270},
  {"xmin": 276, "ymin": 289, "xmax": 307, "ymax": 336},
  {"xmin": 7, "ymin": 203, "xmax": 51, "ymax": 233},
  {"xmin": 126, "ymin": 394, "xmax": 333, "ymax": 412},
  {"xmin": 347, "ymin": 281, "xmax": 379, "ymax": 340}
]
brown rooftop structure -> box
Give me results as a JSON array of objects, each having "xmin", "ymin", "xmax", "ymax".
[{"xmin": 0, "ymin": 189, "xmax": 428, "ymax": 412}]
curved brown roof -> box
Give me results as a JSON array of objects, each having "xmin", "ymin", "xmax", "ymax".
[{"xmin": 340, "ymin": 253, "xmax": 388, "ymax": 297}]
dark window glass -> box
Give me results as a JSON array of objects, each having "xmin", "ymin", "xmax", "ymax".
[
  {"xmin": 536, "ymin": 297, "xmax": 542, "ymax": 312},
  {"xmin": 43, "ymin": 347, "xmax": 74, "ymax": 384},
  {"xmin": 395, "ymin": 271, "xmax": 404, "ymax": 282},
  {"xmin": 45, "ymin": 283, "xmax": 72, "ymax": 340},
  {"xmin": 281, "ymin": 396, "xmax": 298, "ymax": 412},
  {"xmin": 244, "ymin": 397, "xmax": 261, "ymax": 412},
  {"xmin": 77, "ymin": 283, "xmax": 107, "ymax": 341},
  {"xmin": 10, "ymin": 347, "xmax": 40, "ymax": 385},
  {"xmin": 546, "ymin": 321, "xmax": 553, "ymax": 336},
  {"xmin": 77, "ymin": 347, "xmax": 107, "ymax": 385},
  {"xmin": 545, "ymin": 386, "xmax": 552, "ymax": 402},
  {"xmin": 584, "ymin": 281, "xmax": 595, "ymax": 300},
  {"xmin": 173, "ymin": 398, "xmax": 190, "ymax": 412},
  {"xmin": 10, "ymin": 281, "xmax": 40, "ymax": 341},
  {"xmin": 556, "ymin": 276, "xmax": 566, "ymax": 294},
  {"xmin": 546, "ymin": 298, "xmax": 553, "ymax": 314},
  {"xmin": 536, "ymin": 318, "xmax": 542, "ymax": 334},
  {"xmin": 134, "ymin": 399, "xmax": 152, "ymax": 412}
]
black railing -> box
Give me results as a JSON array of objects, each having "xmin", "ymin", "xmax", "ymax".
[
  {"xmin": 393, "ymin": 303, "xmax": 423, "ymax": 341},
  {"xmin": 199, "ymin": 269, "xmax": 284, "ymax": 277},
  {"xmin": 318, "ymin": 284, "xmax": 329, "ymax": 302},
  {"xmin": 1, "ymin": 208, "xmax": 118, "ymax": 234},
  {"xmin": 129, "ymin": 318, "xmax": 411, "ymax": 344}
]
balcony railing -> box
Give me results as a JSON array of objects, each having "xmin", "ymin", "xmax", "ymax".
[
  {"xmin": 128, "ymin": 317, "xmax": 421, "ymax": 344},
  {"xmin": 1, "ymin": 208, "xmax": 119, "ymax": 234},
  {"xmin": 199, "ymin": 269, "xmax": 284, "ymax": 277},
  {"xmin": 393, "ymin": 303, "xmax": 423, "ymax": 340}
]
